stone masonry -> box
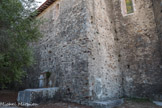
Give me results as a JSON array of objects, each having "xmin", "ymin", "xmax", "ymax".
[
  {"xmin": 112, "ymin": 0, "xmax": 162, "ymax": 98},
  {"xmin": 24, "ymin": 0, "xmax": 162, "ymax": 103}
]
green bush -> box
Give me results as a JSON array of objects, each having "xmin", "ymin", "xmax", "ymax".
[{"xmin": 0, "ymin": 0, "xmax": 42, "ymax": 89}]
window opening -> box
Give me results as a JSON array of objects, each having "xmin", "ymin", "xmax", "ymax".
[
  {"xmin": 121, "ymin": 0, "xmax": 135, "ymax": 16},
  {"xmin": 125, "ymin": 0, "xmax": 134, "ymax": 14}
]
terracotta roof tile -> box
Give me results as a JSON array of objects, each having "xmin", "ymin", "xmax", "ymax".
[{"xmin": 37, "ymin": 0, "xmax": 56, "ymax": 16}]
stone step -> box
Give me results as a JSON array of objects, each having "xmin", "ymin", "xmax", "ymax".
[
  {"xmin": 153, "ymin": 101, "xmax": 162, "ymax": 106},
  {"xmin": 90, "ymin": 99, "xmax": 124, "ymax": 108},
  {"xmin": 152, "ymin": 94, "xmax": 162, "ymax": 101},
  {"xmin": 17, "ymin": 87, "xmax": 59, "ymax": 104}
]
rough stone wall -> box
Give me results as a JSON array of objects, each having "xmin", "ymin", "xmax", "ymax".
[
  {"xmin": 27, "ymin": 0, "xmax": 90, "ymax": 101},
  {"xmin": 86, "ymin": 0, "xmax": 122, "ymax": 100},
  {"xmin": 27, "ymin": 0, "xmax": 123, "ymax": 101},
  {"xmin": 112, "ymin": 0, "xmax": 162, "ymax": 97},
  {"xmin": 25, "ymin": 0, "xmax": 162, "ymax": 102},
  {"xmin": 153, "ymin": 0, "xmax": 162, "ymax": 62}
]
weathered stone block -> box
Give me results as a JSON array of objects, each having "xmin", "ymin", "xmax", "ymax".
[
  {"xmin": 17, "ymin": 87, "xmax": 59, "ymax": 104},
  {"xmin": 153, "ymin": 101, "xmax": 162, "ymax": 107}
]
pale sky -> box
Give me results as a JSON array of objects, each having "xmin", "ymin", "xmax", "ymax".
[{"xmin": 36, "ymin": 0, "xmax": 46, "ymax": 6}]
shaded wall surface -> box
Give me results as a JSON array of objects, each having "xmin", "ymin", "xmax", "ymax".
[
  {"xmin": 153, "ymin": 0, "xmax": 162, "ymax": 61},
  {"xmin": 86, "ymin": 0, "xmax": 122, "ymax": 100},
  {"xmin": 112, "ymin": 0, "xmax": 162, "ymax": 97}
]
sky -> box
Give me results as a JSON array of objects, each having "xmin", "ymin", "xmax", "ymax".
[{"xmin": 35, "ymin": 0, "xmax": 46, "ymax": 6}]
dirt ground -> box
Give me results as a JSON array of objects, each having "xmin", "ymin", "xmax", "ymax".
[
  {"xmin": 0, "ymin": 90, "xmax": 92, "ymax": 108},
  {"xmin": 0, "ymin": 90, "xmax": 162, "ymax": 108},
  {"xmin": 32, "ymin": 102, "xmax": 92, "ymax": 108},
  {"xmin": 115, "ymin": 100, "xmax": 162, "ymax": 108},
  {"xmin": 0, "ymin": 90, "xmax": 18, "ymax": 103},
  {"xmin": 34, "ymin": 101, "xmax": 162, "ymax": 108}
]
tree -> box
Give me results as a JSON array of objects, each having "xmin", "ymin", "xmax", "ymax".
[{"xmin": 0, "ymin": 0, "xmax": 42, "ymax": 89}]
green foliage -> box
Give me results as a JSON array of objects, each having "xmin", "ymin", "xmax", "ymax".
[
  {"xmin": 125, "ymin": 0, "xmax": 134, "ymax": 14},
  {"xmin": 0, "ymin": 0, "xmax": 42, "ymax": 89}
]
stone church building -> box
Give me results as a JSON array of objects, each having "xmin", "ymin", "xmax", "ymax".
[{"xmin": 25, "ymin": 0, "xmax": 162, "ymax": 103}]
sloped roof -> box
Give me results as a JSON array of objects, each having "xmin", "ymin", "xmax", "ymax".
[{"xmin": 37, "ymin": 0, "xmax": 56, "ymax": 16}]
